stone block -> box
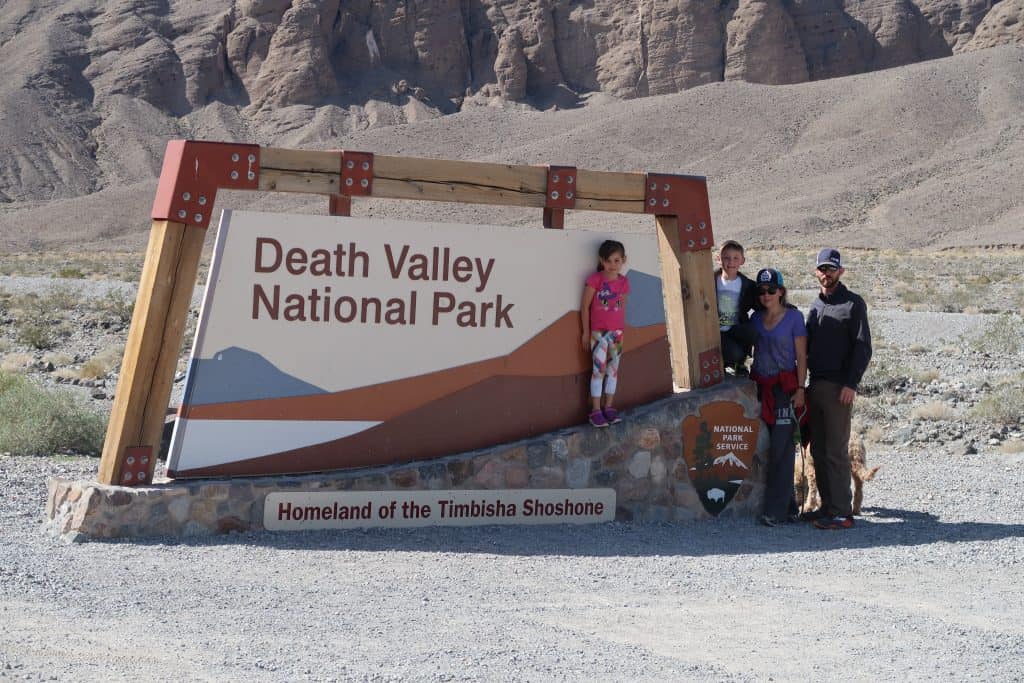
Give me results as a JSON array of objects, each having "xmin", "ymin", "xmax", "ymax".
[
  {"xmin": 638, "ymin": 428, "xmax": 661, "ymax": 449},
  {"xmin": 565, "ymin": 458, "xmax": 591, "ymax": 489},
  {"xmin": 627, "ymin": 451, "xmax": 652, "ymax": 478},
  {"xmin": 528, "ymin": 466, "xmax": 565, "ymax": 488}
]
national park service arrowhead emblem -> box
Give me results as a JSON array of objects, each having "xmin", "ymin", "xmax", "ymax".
[{"xmin": 682, "ymin": 401, "xmax": 760, "ymax": 516}]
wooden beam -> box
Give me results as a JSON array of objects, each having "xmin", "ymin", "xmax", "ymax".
[
  {"xmin": 655, "ymin": 216, "xmax": 720, "ymax": 389},
  {"xmin": 97, "ymin": 220, "xmax": 205, "ymax": 485},
  {"xmin": 258, "ymin": 147, "xmax": 648, "ymax": 213}
]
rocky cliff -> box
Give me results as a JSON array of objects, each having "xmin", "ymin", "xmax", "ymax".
[{"xmin": 0, "ymin": 0, "xmax": 1021, "ymax": 208}]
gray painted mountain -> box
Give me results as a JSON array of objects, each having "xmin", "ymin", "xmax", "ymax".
[
  {"xmin": 183, "ymin": 346, "xmax": 326, "ymax": 405},
  {"xmin": 0, "ymin": 1, "xmax": 1022, "ymax": 250}
]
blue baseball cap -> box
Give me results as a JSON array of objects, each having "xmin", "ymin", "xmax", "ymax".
[
  {"xmin": 756, "ymin": 268, "xmax": 784, "ymax": 287},
  {"xmin": 816, "ymin": 248, "xmax": 842, "ymax": 269}
]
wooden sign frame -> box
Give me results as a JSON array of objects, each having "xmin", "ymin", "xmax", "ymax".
[{"xmin": 97, "ymin": 140, "xmax": 722, "ymax": 486}]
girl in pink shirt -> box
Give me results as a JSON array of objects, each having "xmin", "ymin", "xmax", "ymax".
[{"xmin": 580, "ymin": 240, "xmax": 630, "ymax": 428}]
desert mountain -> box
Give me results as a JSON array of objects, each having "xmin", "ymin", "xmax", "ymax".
[{"xmin": 0, "ymin": 0, "xmax": 1022, "ymax": 250}]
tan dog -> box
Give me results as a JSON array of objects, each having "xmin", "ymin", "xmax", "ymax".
[{"xmin": 794, "ymin": 434, "xmax": 879, "ymax": 515}]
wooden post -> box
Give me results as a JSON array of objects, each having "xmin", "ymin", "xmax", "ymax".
[
  {"xmin": 97, "ymin": 220, "xmax": 205, "ymax": 485},
  {"xmin": 655, "ymin": 216, "xmax": 720, "ymax": 389}
]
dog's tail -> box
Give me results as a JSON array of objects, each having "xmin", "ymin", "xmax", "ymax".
[{"xmin": 854, "ymin": 464, "xmax": 880, "ymax": 481}]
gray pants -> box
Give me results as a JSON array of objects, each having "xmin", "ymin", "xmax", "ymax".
[{"xmin": 808, "ymin": 379, "xmax": 853, "ymax": 517}]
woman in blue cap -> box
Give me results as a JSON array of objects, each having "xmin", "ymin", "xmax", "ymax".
[{"xmin": 750, "ymin": 268, "xmax": 808, "ymax": 526}]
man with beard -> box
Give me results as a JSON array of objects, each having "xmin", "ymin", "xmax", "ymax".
[{"xmin": 803, "ymin": 248, "xmax": 872, "ymax": 530}]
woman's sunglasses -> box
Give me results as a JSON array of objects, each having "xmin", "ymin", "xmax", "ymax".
[{"xmin": 758, "ymin": 286, "xmax": 778, "ymax": 296}]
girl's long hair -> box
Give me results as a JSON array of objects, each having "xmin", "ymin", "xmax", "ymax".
[{"xmin": 596, "ymin": 239, "xmax": 626, "ymax": 271}]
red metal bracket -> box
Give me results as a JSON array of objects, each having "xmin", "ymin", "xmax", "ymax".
[
  {"xmin": 698, "ymin": 348, "xmax": 723, "ymax": 388},
  {"xmin": 117, "ymin": 446, "xmax": 154, "ymax": 486},
  {"xmin": 644, "ymin": 173, "xmax": 715, "ymax": 251},
  {"xmin": 543, "ymin": 165, "xmax": 576, "ymax": 229},
  {"xmin": 151, "ymin": 140, "xmax": 260, "ymax": 230},
  {"xmin": 546, "ymin": 166, "xmax": 577, "ymax": 209},
  {"xmin": 340, "ymin": 151, "xmax": 374, "ymax": 196}
]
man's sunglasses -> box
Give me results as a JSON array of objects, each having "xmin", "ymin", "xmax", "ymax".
[
  {"xmin": 758, "ymin": 286, "xmax": 778, "ymax": 296},
  {"xmin": 817, "ymin": 265, "xmax": 838, "ymax": 273}
]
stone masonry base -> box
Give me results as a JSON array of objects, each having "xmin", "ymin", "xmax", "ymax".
[{"xmin": 45, "ymin": 380, "xmax": 768, "ymax": 541}]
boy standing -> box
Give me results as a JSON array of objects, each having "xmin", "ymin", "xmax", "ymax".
[{"xmin": 715, "ymin": 240, "xmax": 758, "ymax": 375}]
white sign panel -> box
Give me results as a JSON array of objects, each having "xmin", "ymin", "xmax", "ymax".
[{"xmin": 168, "ymin": 210, "xmax": 669, "ymax": 477}]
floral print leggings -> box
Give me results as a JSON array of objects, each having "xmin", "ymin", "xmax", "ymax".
[{"xmin": 590, "ymin": 329, "xmax": 624, "ymax": 398}]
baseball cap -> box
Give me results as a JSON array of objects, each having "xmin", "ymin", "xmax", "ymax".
[
  {"xmin": 816, "ymin": 248, "xmax": 842, "ymax": 269},
  {"xmin": 756, "ymin": 268, "xmax": 784, "ymax": 287}
]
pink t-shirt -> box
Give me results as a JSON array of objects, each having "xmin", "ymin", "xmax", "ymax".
[{"xmin": 586, "ymin": 271, "xmax": 630, "ymax": 331}]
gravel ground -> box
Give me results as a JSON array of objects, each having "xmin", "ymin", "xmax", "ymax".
[
  {"xmin": 1, "ymin": 440, "xmax": 1023, "ymax": 681},
  {"xmin": 2, "ymin": 274, "xmax": 1024, "ymax": 680}
]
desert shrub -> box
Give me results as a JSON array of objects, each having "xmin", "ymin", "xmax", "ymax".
[
  {"xmin": 79, "ymin": 345, "xmax": 123, "ymax": 380},
  {"xmin": 41, "ymin": 352, "xmax": 73, "ymax": 367},
  {"xmin": 0, "ymin": 338, "xmax": 10, "ymax": 353},
  {"xmin": 970, "ymin": 384, "xmax": 1024, "ymax": 426},
  {"xmin": 962, "ymin": 314, "xmax": 1023, "ymax": 357},
  {"xmin": 910, "ymin": 400, "xmax": 956, "ymax": 421},
  {"xmin": 57, "ymin": 267, "xmax": 85, "ymax": 279},
  {"xmin": 98, "ymin": 289, "xmax": 135, "ymax": 324},
  {"xmin": 909, "ymin": 368, "xmax": 940, "ymax": 384},
  {"xmin": 0, "ymin": 353, "xmax": 33, "ymax": 373},
  {"xmin": 0, "ymin": 371, "xmax": 106, "ymax": 456},
  {"xmin": 15, "ymin": 323, "xmax": 53, "ymax": 350}
]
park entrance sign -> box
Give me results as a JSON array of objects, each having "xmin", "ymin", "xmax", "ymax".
[
  {"xmin": 168, "ymin": 210, "xmax": 670, "ymax": 477},
  {"xmin": 95, "ymin": 142, "xmax": 726, "ymax": 489}
]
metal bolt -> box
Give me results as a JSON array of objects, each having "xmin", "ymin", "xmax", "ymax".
[
  {"xmin": 126, "ymin": 456, "xmax": 135, "ymax": 466},
  {"xmin": 552, "ymin": 174, "xmax": 560, "ymax": 183},
  {"xmin": 703, "ymin": 374, "xmax": 711, "ymax": 383},
  {"xmin": 662, "ymin": 198, "xmax": 670, "ymax": 207},
  {"xmin": 686, "ymin": 224, "xmax": 694, "ymax": 231},
  {"xmin": 247, "ymin": 171, "xmax": 255, "ymax": 180},
  {"xmin": 141, "ymin": 456, "xmax": 149, "ymax": 465},
  {"xmin": 688, "ymin": 240, "xmax": 696, "ymax": 248},
  {"xmin": 703, "ymin": 361, "xmax": 709, "ymax": 369},
  {"xmin": 123, "ymin": 472, "xmax": 132, "ymax": 482},
  {"xmin": 248, "ymin": 154, "xmax": 256, "ymax": 163},
  {"xmin": 567, "ymin": 176, "xmax": 574, "ymax": 184},
  {"xmin": 360, "ymin": 178, "xmax": 369, "ymax": 188},
  {"xmin": 649, "ymin": 198, "xmax": 657, "ymax": 206},
  {"xmin": 182, "ymin": 192, "xmax": 191, "ymax": 201},
  {"xmin": 198, "ymin": 196, "xmax": 207, "ymax": 206},
  {"xmin": 347, "ymin": 160, "xmax": 355, "ymax": 169},
  {"xmin": 345, "ymin": 178, "xmax": 353, "ymax": 186},
  {"xmin": 663, "ymin": 183, "xmax": 670, "ymax": 191},
  {"xmin": 177, "ymin": 210, "xmax": 187, "ymax": 219},
  {"xmin": 194, "ymin": 213, "xmax": 203, "ymax": 223},
  {"xmin": 230, "ymin": 170, "xmax": 239, "ymax": 180},
  {"xmin": 551, "ymin": 191, "xmax": 559, "ymax": 200},
  {"xmin": 700, "ymin": 221, "xmax": 707, "ymax": 229},
  {"xmin": 700, "ymin": 237, "xmax": 708, "ymax": 246},
  {"xmin": 566, "ymin": 191, "xmax": 574, "ymax": 199},
  {"xmin": 231, "ymin": 153, "xmax": 240, "ymax": 162},
  {"xmin": 362, "ymin": 161, "xmax": 370, "ymax": 171},
  {"xmin": 137, "ymin": 472, "xmax": 146, "ymax": 481},
  {"xmin": 713, "ymin": 369, "xmax": 721, "ymax": 379},
  {"xmin": 649, "ymin": 182, "xmax": 657, "ymax": 191}
]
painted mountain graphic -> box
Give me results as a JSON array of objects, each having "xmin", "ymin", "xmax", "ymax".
[
  {"xmin": 712, "ymin": 452, "xmax": 748, "ymax": 469},
  {"xmin": 184, "ymin": 346, "xmax": 327, "ymax": 405},
  {"xmin": 624, "ymin": 270, "xmax": 665, "ymax": 327},
  {"xmin": 171, "ymin": 313, "xmax": 671, "ymax": 478}
]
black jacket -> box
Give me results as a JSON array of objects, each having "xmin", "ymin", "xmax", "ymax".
[
  {"xmin": 806, "ymin": 281, "xmax": 872, "ymax": 390},
  {"xmin": 713, "ymin": 269, "xmax": 759, "ymax": 327}
]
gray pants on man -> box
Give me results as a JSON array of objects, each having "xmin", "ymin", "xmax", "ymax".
[{"xmin": 807, "ymin": 379, "xmax": 853, "ymax": 517}]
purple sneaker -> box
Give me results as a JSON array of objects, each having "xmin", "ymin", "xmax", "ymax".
[
  {"xmin": 602, "ymin": 407, "xmax": 622, "ymax": 424},
  {"xmin": 588, "ymin": 410, "xmax": 609, "ymax": 428}
]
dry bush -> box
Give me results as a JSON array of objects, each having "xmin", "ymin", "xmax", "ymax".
[
  {"xmin": 910, "ymin": 368, "xmax": 940, "ymax": 384},
  {"xmin": 910, "ymin": 400, "xmax": 957, "ymax": 421},
  {"xmin": 78, "ymin": 345, "xmax": 123, "ymax": 380},
  {"xmin": 0, "ymin": 353, "xmax": 34, "ymax": 373},
  {"xmin": 41, "ymin": 352, "xmax": 73, "ymax": 367},
  {"xmin": 971, "ymin": 382, "xmax": 1024, "ymax": 426},
  {"xmin": 0, "ymin": 370, "xmax": 106, "ymax": 456},
  {"xmin": 908, "ymin": 344, "xmax": 929, "ymax": 355},
  {"xmin": 0, "ymin": 338, "xmax": 10, "ymax": 354}
]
